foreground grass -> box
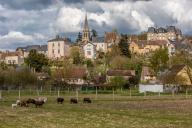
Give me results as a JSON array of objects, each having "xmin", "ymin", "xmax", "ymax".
[{"xmin": 1, "ymin": 95, "xmax": 192, "ymax": 128}]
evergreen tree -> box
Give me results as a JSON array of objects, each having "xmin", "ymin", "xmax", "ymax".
[
  {"xmin": 91, "ymin": 29, "xmax": 98, "ymax": 37},
  {"xmin": 118, "ymin": 34, "xmax": 131, "ymax": 58},
  {"xmin": 76, "ymin": 32, "xmax": 82, "ymax": 42},
  {"xmin": 91, "ymin": 29, "xmax": 98, "ymax": 41}
]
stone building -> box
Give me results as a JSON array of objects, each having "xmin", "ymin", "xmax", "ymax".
[
  {"xmin": 47, "ymin": 35, "xmax": 70, "ymax": 59},
  {"xmin": 129, "ymin": 40, "xmax": 175, "ymax": 56},
  {"xmin": 0, "ymin": 51, "xmax": 24, "ymax": 66},
  {"xmin": 16, "ymin": 45, "xmax": 47, "ymax": 58},
  {"xmin": 147, "ymin": 26, "xmax": 182, "ymax": 41}
]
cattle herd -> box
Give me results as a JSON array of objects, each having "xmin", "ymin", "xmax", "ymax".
[{"xmin": 12, "ymin": 97, "xmax": 92, "ymax": 109}]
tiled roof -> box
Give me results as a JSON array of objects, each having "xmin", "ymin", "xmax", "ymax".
[
  {"xmin": 168, "ymin": 65, "xmax": 186, "ymax": 75},
  {"xmin": 107, "ymin": 69, "xmax": 135, "ymax": 76},
  {"xmin": 92, "ymin": 37, "xmax": 105, "ymax": 43},
  {"xmin": 104, "ymin": 32, "xmax": 119, "ymax": 43},
  {"xmin": 48, "ymin": 35, "xmax": 70, "ymax": 42},
  {"xmin": 65, "ymin": 67, "xmax": 87, "ymax": 79},
  {"xmin": 17, "ymin": 45, "xmax": 47, "ymax": 52},
  {"xmin": 0, "ymin": 51, "xmax": 22, "ymax": 59}
]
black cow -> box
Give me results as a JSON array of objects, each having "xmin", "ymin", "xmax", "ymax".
[
  {"xmin": 33, "ymin": 100, "xmax": 45, "ymax": 107},
  {"xmin": 57, "ymin": 97, "xmax": 64, "ymax": 104},
  {"xmin": 83, "ymin": 98, "xmax": 92, "ymax": 103},
  {"xmin": 27, "ymin": 98, "xmax": 36, "ymax": 104},
  {"xmin": 70, "ymin": 98, "xmax": 78, "ymax": 104}
]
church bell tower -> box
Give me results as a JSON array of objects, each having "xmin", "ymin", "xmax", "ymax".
[{"xmin": 82, "ymin": 13, "xmax": 90, "ymax": 42}]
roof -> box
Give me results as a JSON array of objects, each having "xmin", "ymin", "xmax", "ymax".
[
  {"xmin": 162, "ymin": 65, "xmax": 192, "ymax": 85},
  {"xmin": 48, "ymin": 35, "xmax": 70, "ymax": 42},
  {"xmin": 104, "ymin": 32, "xmax": 119, "ymax": 43},
  {"xmin": 168, "ymin": 65, "xmax": 186, "ymax": 75},
  {"xmin": 65, "ymin": 67, "xmax": 87, "ymax": 79},
  {"xmin": 92, "ymin": 37, "xmax": 105, "ymax": 43},
  {"xmin": 16, "ymin": 45, "xmax": 47, "ymax": 52},
  {"xmin": 147, "ymin": 26, "xmax": 181, "ymax": 34},
  {"xmin": 148, "ymin": 27, "xmax": 156, "ymax": 33},
  {"xmin": 83, "ymin": 13, "xmax": 89, "ymax": 31},
  {"xmin": 83, "ymin": 41, "xmax": 96, "ymax": 47},
  {"xmin": 107, "ymin": 69, "xmax": 135, "ymax": 76},
  {"xmin": 0, "ymin": 51, "xmax": 22, "ymax": 59}
]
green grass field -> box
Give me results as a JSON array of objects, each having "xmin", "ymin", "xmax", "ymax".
[{"xmin": 1, "ymin": 91, "xmax": 192, "ymax": 128}]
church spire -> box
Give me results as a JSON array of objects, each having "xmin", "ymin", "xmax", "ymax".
[{"xmin": 82, "ymin": 13, "xmax": 90, "ymax": 42}]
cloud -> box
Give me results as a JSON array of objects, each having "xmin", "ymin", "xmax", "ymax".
[
  {"xmin": 0, "ymin": 31, "xmax": 46, "ymax": 49},
  {"xmin": 54, "ymin": 7, "xmax": 85, "ymax": 33},
  {"xmin": 0, "ymin": 0, "xmax": 53, "ymax": 10},
  {"xmin": 0, "ymin": 0, "xmax": 192, "ymax": 50}
]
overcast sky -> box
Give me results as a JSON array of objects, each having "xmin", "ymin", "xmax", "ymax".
[{"xmin": 0, "ymin": 0, "xmax": 192, "ymax": 50}]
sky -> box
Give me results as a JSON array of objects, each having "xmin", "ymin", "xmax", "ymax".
[{"xmin": 0, "ymin": 0, "xmax": 192, "ymax": 50}]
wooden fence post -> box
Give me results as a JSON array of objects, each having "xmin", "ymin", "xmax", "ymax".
[
  {"xmin": 18, "ymin": 89, "xmax": 21, "ymax": 99},
  {"xmin": 112, "ymin": 88, "xmax": 115, "ymax": 102},
  {"xmin": 144, "ymin": 91, "xmax": 146, "ymax": 98},
  {"xmin": 37, "ymin": 89, "xmax": 39, "ymax": 96},
  {"xmin": 0, "ymin": 90, "xmax": 2, "ymax": 99},
  {"xmin": 185, "ymin": 88, "xmax": 188, "ymax": 98},
  {"xmin": 95, "ymin": 86, "xmax": 98, "ymax": 100},
  {"xmin": 76, "ymin": 88, "xmax": 79, "ymax": 101},
  {"xmin": 57, "ymin": 90, "xmax": 60, "ymax": 97}
]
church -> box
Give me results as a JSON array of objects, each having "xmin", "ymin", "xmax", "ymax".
[{"xmin": 80, "ymin": 14, "xmax": 97, "ymax": 60}]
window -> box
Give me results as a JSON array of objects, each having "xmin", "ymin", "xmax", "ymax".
[
  {"xmin": 52, "ymin": 43, "xmax": 54, "ymax": 47},
  {"xmin": 58, "ymin": 49, "xmax": 60, "ymax": 54},
  {"xmin": 8, "ymin": 60, "xmax": 11, "ymax": 64},
  {"xmin": 58, "ymin": 43, "xmax": 60, "ymax": 47},
  {"xmin": 13, "ymin": 60, "xmax": 16, "ymax": 64},
  {"xmin": 87, "ymin": 51, "xmax": 91, "ymax": 55},
  {"xmin": 52, "ymin": 49, "xmax": 54, "ymax": 54}
]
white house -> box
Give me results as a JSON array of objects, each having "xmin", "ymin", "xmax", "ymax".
[
  {"xmin": 92, "ymin": 37, "xmax": 107, "ymax": 53},
  {"xmin": 5, "ymin": 55, "xmax": 24, "ymax": 66},
  {"xmin": 83, "ymin": 42, "xmax": 96, "ymax": 60},
  {"xmin": 2, "ymin": 52, "xmax": 24, "ymax": 66},
  {"xmin": 48, "ymin": 35, "xmax": 70, "ymax": 59}
]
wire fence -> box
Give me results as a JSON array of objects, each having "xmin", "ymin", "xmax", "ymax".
[{"xmin": 1, "ymin": 88, "xmax": 192, "ymax": 102}]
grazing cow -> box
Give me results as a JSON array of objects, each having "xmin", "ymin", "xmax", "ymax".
[
  {"xmin": 16, "ymin": 100, "xmax": 20, "ymax": 105},
  {"xmin": 26, "ymin": 98, "xmax": 36, "ymax": 104},
  {"xmin": 57, "ymin": 97, "xmax": 64, "ymax": 104},
  {"xmin": 37, "ymin": 97, "xmax": 47, "ymax": 103},
  {"xmin": 70, "ymin": 98, "xmax": 78, "ymax": 104},
  {"xmin": 19, "ymin": 100, "xmax": 29, "ymax": 107},
  {"xmin": 12, "ymin": 103, "xmax": 17, "ymax": 109},
  {"xmin": 83, "ymin": 98, "xmax": 92, "ymax": 103},
  {"xmin": 33, "ymin": 100, "xmax": 45, "ymax": 108}
]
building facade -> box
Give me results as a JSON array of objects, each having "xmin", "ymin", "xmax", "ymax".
[
  {"xmin": 92, "ymin": 37, "xmax": 107, "ymax": 53},
  {"xmin": 16, "ymin": 45, "xmax": 47, "ymax": 58},
  {"xmin": 47, "ymin": 35, "xmax": 70, "ymax": 59},
  {"xmin": 147, "ymin": 26, "xmax": 182, "ymax": 41},
  {"xmin": 129, "ymin": 40, "xmax": 175, "ymax": 56},
  {"xmin": 0, "ymin": 51, "xmax": 24, "ymax": 66},
  {"xmin": 83, "ymin": 42, "xmax": 96, "ymax": 60}
]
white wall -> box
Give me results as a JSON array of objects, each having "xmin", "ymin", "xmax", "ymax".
[
  {"xmin": 48, "ymin": 41, "xmax": 70, "ymax": 59},
  {"xmin": 139, "ymin": 84, "xmax": 163, "ymax": 93},
  {"xmin": 83, "ymin": 43, "xmax": 96, "ymax": 59},
  {"xmin": 5, "ymin": 56, "xmax": 24, "ymax": 66}
]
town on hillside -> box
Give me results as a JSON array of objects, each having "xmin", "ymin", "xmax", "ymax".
[
  {"xmin": 0, "ymin": 14, "xmax": 192, "ymax": 93},
  {"xmin": 1, "ymin": 0, "xmax": 192, "ymax": 127}
]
